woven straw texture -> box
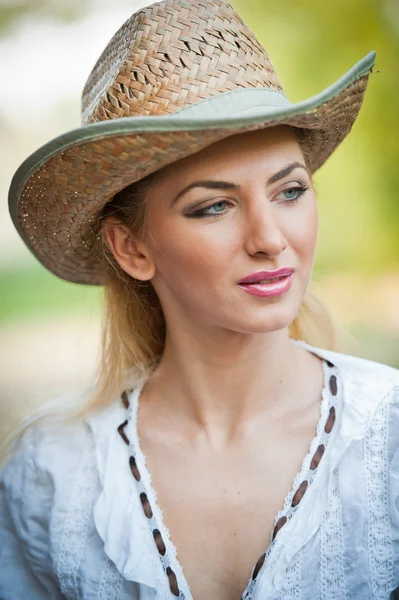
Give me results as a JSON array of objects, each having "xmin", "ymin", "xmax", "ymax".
[
  {"xmin": 82, "ymin": 0, "xmax": 283, "ymax": 123},
  {"xmin": 13, "ymin": 0, "xmax": 374, "ymax": 285}
]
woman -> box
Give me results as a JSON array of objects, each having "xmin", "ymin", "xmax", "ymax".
[{"xmin": 1, "ymin": 0, "xmax": 398, "ymax": 598}]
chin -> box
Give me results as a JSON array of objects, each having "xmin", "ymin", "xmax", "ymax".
[
  {"xmin": 228, "ymin": 305, "xmax": 299, "ymax": 335},
  {"xmin": 229, "ymin": 282, "xmax": 306, "ymax": 330},
  {"xmin": 244, "ymin": 320, "xmax": 291, "ymax": 335}
]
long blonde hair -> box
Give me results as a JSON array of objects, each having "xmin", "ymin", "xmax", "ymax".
[{"xmin": 1, "ymin": 127, "xmax": 339, "ymax": 460}]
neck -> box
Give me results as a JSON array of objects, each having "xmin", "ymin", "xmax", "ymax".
[{"xmin": 142, "ymin": 324, "xmax": 321, "ymax": 445}]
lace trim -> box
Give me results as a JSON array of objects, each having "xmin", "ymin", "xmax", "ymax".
[
  {"xmin": 320, "ymin": 466, "xmax": 346, "ymax": 599},
  {"xmin": 55, "ymin": 428, "xmax": 99, "ymax": 599},
  {"xmin": 365, "ymin": 396, "xmax": 394, "ymax": 597},
  {"xmin": 241, "ymin": 360, "xmax": 338, "ymax": 599},
  {"xmin": 273, "ymin": 360, "xmax": 333, "ymax": 522},
  {"xmin": 123, "ymin": 357, "xmax": 338, "ymax": 600},
  {"xmin": 128, "ymin": 398, "xmax": 189, "ymax": 599},
  {"xmin": 98, "ymin": 557, "xmax": 124, "ymax": 600},
  {"xmin": 279, "ymin": 548, "xmax": 302, "ymax": 599}
]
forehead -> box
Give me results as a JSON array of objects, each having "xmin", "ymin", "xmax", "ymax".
[{"xmin": 156, "ymin": 126, "xmax": 305, "ymax": 184}]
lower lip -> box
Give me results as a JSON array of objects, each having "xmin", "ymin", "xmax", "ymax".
[{"xmin": 238, "ymin": 273, "xmax": 294, "ymax": 297}]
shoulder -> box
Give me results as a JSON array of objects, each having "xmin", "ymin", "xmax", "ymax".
[
  {"xmin": 296, "ymin": 339, "xmax": 398, "ymax": 394},
  {"xmin": 1, "ymin": 391, "xmax": 128, "ymax": 519},
  {"xmin": 327, "ymin": 348, "xmax": 398, "ymax": 387},
  {"xmin": 322, "ymin": 346, "xmax": 399, "ymax": 416},
  {"xmin": 296, "ymin": 339, "xmax": 399, "ymax": 387},
  {"xmin": 0, "ymin": 386, "xmax": 115, "ymax": 523},
  {"xmin": 0, "ymin": 405, "xmax": 94, "ymax": 594},
  {"xmin": 0, "ymin": 394, "xmax": 128, "ymax": 597},
  {"xmin": 1, "ymin": 386, "xmax": 125, "ymax": 474},
  {"xmin": 295, "ymin": 339, "xmax": 399, "ymax": 438},
  {"xmin": 1, "ymin": 408, "xmax": 93, "ymax": 520},
  {"xmin": 0, "ymin": 393, "xmax": 124, "ymax": 559}
]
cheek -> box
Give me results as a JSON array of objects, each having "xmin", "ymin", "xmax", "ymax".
[
  {"xmin": 284, "ymin": 200, "xmax": 318, "ymax": 258},
  {"xmin": 151, "ymin": 213, "xmax": 239, "ymax": 269},
  {"xmin": 148, "ymin": 216, "xmax": 239, "ymax": 282}
]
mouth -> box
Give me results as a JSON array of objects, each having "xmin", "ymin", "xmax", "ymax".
[
  {"xmin": 238, "ymin": 268, "xmax": 295, "ymax": 285},
  {"xmin": 238, "ymin": 273, "xmax": 294, "ymax": 297}
]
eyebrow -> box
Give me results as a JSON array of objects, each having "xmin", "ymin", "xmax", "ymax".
[{"xmin": 170, "ymin": 161, "xmax": 310, "ymax": 207}]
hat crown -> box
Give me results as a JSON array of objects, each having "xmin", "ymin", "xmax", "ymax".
[{"xmin": 82, "ymin": 0, "xmax": 284, "ymax": 124}]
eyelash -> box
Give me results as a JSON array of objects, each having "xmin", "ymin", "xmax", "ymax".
[{"xmin": 187, "ymin": 184, "xmax": 311, "ymax": 219}]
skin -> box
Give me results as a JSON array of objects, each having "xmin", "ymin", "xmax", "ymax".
[
  {"xmin": 105, "ymin": 124, "xmax": 322, "ymax": 444},
  {"xmin": 105, "ymin": 125, "xmax": 325, "ymax": 598}
]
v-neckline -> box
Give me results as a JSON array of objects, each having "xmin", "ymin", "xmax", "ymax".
[{"xmin": 124, "ymin": 351, "xmax": 338, "ymax": 600}]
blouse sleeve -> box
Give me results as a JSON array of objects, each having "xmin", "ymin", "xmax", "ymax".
[
  {"xmin": 389, "ymin": 386, "xmax": 399, "ymax": 589},
  {"xmin": 0, "ymin": 424, "xmax": 65, "ymax": 599}
]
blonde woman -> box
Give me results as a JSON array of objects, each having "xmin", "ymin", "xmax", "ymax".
[{"xmin": 1, "ymin": 0, "xmax": 398, "ymax": 598}]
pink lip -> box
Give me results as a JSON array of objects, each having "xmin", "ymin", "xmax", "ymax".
[
  {"xmin": 239, "ymin": 268, "xmax": 295, "ymax": 284},
  {"xmin": 238, "ymin": 272, "xmax": 294, "ymax": 297}
]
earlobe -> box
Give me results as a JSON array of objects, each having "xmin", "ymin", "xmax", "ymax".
[{"xmin": 103, "ymin": 220, "xmax": 156, "ymax": 281}]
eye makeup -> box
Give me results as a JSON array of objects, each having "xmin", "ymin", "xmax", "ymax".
[{"xmin": 185, "ymin": 183, "xmax": 310, "ymax": 219}]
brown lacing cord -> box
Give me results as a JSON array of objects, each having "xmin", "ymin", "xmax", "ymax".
[{"xmin": 117, "ymin": 359, "xmax": 338, "ymax": 598}]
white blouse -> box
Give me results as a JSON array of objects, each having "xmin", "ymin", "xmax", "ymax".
[{"xmin": 1, "ymin": 340, "xmax": 399, "ymax": 600}]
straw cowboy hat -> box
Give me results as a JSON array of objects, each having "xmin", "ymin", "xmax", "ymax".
[{"xmin": 8, "ymin": 0, "xmax": 376, "ymax": 285}]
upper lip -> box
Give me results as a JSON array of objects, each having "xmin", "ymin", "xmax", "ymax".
[{"xmin": 239, "ymin": 268, "xmax": 295, "ymax": 284}]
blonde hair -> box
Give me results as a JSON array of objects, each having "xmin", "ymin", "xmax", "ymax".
[{"xmin": 1, "ymin": 127, "xmax": 340, "ymax": 461}]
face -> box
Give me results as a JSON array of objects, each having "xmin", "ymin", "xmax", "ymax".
[{"xmin": 110, "ymin": 125, "xmax": 318, "ymax": 335}]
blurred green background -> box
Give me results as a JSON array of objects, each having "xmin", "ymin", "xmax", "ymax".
[{"xmin": 0, "ymin": 0, "xmax": 398, "ymax": 435}]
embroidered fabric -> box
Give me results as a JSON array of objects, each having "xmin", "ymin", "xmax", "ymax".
[
  {"xmin": 97, "ymin": 557, "xmax": 125, "ymax": 600},
  {"xmin": 2, "ymin": 340, "xmax": 399, "ymax": 599},
  {"xmin": 81, "ymin": 339, "xmax": 399, "ymax": 599},
  {"xmin": 365, "ymin": 395, "xmax": 395, "ymax": 598},
  {"xmin": 128, "ymin": 397, "xmax": 191, "ymax": 599},
  {"xmin": 241, "ymin": 360, "xmax": 338, "ymax": 599},
  {"xmin": 89, "ymin": 400, "xmax": 165, "ymax": 593},
  {"xmin": 278, "ymin": 548, "xmax": 301, "ymax": 599},
  {"xmin": 124, "ymin": 357, "xmax": 338, "ymax": 600},
  {"xmin": 55, "ymin": 428, "xmax": 99, "ymax": 599},
  {"xmin": 319, "ymin": 466, "xmax": 346, "ymax": 599}
]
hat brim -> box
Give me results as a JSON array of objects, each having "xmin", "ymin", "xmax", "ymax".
[{"xmin": 9, "ymin": 51, "xmax": 376, "ymax": 285}]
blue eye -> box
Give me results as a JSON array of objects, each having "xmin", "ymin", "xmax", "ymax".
[
  {"xmin": 206, "ymin": 201, "xmax": 228, "ymax": 214},
  {"xmin": 187, "ymin": 185, "xmax": 310, "ymax": 219},
  {"xmin": 279, "ymin": 185, "xmax": 309, "ymax": 202},
  {"xmin": 284, "ymin": 189, "xmax": 299, "ymax": 200},
  {"xmin": 188, "ymin": 200, "xmax": 230, "ymax": 218}
]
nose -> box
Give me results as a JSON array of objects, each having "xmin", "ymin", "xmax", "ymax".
[{"xmin": 243, "ymin": 203, "xmax": 288, "ymax": 258}]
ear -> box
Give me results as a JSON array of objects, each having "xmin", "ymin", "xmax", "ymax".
[{"xmin": 103, "ymin": 218, "xmax": 156, "ymax": 281}]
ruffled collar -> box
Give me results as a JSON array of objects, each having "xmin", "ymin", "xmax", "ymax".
[
  {"xmin": 86, "ymin": 340, "xmax": 398, "ymax": 598},
  {"xmin": 87, "ymin": 399, "xmax": 165, "ymax": 593}
]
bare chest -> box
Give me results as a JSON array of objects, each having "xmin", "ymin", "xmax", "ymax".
[{"xmin": 138, "ymin": 422, "xmax": 318, "ymax": 600}]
